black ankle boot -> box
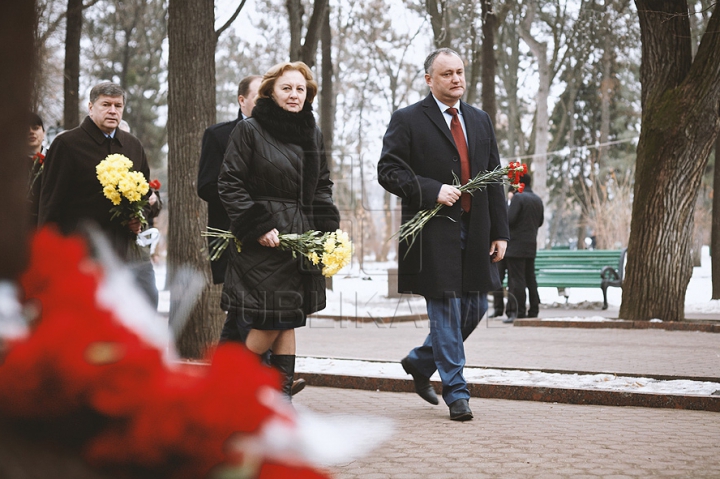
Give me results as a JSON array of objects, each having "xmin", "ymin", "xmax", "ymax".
[{"xmin": 269, "ymin": 354, "xmax": 296, "ymax": 400}]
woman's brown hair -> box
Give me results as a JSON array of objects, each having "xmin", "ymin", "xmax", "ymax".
[{"xmin": 256, "ymin": 61, "xmax": 318, "ymax": 104}]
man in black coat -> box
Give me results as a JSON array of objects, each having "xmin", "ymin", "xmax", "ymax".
[
  {"xmin": 378, "ymin": 48, "xmax": 509, "ymax": 421},
  {"xmin": 197, "ymin": 75, "xmax": 260, "ymax": 341},
  {"xmin": 504, "ymin": 173, "xmax": 544, "ymax": 322},
  {"xmin": 38, "ymin": 82, "xmax": 157, "ymax": 308},
  {"xmin": 198, "ymin": 75, "xmax": 261, "ymax": 286}
]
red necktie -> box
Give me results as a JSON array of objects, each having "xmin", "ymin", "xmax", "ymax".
[{"xmin": 447, "ymin": 107, "xmax": 471, "ymax": 212}]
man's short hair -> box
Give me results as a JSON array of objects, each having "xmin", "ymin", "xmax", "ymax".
[
  {"xmin": 256, "ymin": 61, "xmax": 319, "ymax": 104},
  {"xmin": 237, "ymin": 75, "xmax": 262, "ymax": 98},
  {"xmin": 424, "ymin": 48, "xmax": 462, "ymax": 74},
  {"xmin": 89, "ymin": 82, "xmax": 126, "ymax": 104},
  {"xmin": 519, "ymin": 173, "xmax": 532, "ymax": 187},
  {"xmin": 29, "ymin": 112, "xmax": 44, "ymax": 130}
]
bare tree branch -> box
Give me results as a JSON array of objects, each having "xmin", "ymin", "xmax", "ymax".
[{"xmin": 216, "ymin": 0, "xmax": 248, "ymax": 39}]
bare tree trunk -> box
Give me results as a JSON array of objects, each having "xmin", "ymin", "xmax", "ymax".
[
  {"xmin": 465, "ymin": 22, "xmax": 482, "ymax": 106},
  {"xmin": 620, "ymin": 1, "xmax": 720, "ymax": 321},
  {"xmin": 167, "ymin": 0, "xmax": 221, "ymax": 358},
  {"xmin": 63, "ymin": 0, "xmax": 82, "ymax": 129},
  {"xmin": 286, "ymin": 0, "xmax": 303, "ymax": 61},
  {"xmin": 713, "ymin": 136, "xmax": 720, "ymax": 299},
  {"xmin": 426, "ymin": 0, "xmax": 452, "ymax": 48},
  {"xmin": 0, "ymin": 0, "xmax": 34, "ymax": 282},
  {"xmin": 518, "ymin": 3, "xmax": 550, "ymax": 246},
  {"xmin": 300, "ymin": 0, "xmax": 328, "ymax": 67},
  {"xmin": 286, "ymin": 0, "xmax": 328, "ymax": 67},
  {"xmin": 480, "ymin": 0, "xmax": 496, "ymax": 123},
  {"xmin": 598, "ymin": 41, "xmax": 613, "ymax": 169},
  {"xmin": 499, "ymin": 13, "xmax": 521, "ymax": 156},
  {"xmin": 320, "ymin": 5, "xmax": 334, "ymax": 161}
]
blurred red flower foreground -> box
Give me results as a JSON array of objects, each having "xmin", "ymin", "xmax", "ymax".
[{"xmin": 0, "ymin": 227, "xmax": 331, "ymax": 479}]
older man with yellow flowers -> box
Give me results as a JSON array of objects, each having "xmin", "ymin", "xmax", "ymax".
[{"xmin": 38, "ymin": 81, "xmax": 158, "ymax": 308}]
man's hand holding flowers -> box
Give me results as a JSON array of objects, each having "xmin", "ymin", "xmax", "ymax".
[{"xmin": 96, "ymin": 154, "xmax": 149, "ymax": 233}]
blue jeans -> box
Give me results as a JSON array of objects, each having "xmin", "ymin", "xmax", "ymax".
[
  {"xmin": 406, "ymin": 214, "xmax": 488, "ymax": 405},
  {"xmin": 407, "ymin": 293, "xmax": 487, "ymax": 405}
]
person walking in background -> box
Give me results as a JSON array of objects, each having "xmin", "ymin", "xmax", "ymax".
[
  {"xmin": 378, "ymin": 48, "xmax": 508, "ymax": 421},
  {"xmin": 38, "ymin": 82, "xmax": 158, "ymax": 309},
  {"xmin": 504, "ymin": 173, "xmax": 544, "ymax": 323},
  {"xmin": 27, "ymin": 112, "xmax": 46, "ymax": 224},
  {"xmin": 218, "ymin": 62, "xmax": 339, "ymax": 400},
  {"xmin": 491, "ymin": 188, "xmax": 514, "ymax": 318}
]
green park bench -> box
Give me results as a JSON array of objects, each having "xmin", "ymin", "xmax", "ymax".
[{"xmin": 530, "ymin": 249, "xmax": 627, "ymax": 310}]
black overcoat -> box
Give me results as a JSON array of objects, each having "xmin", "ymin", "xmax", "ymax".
[
  {"xmin": 38, "ymin": 116, "xmax": 150, "ymax": 261},
  {"xmin": 378, "ymin": 94, "xmax": 509, "ymax": 298},
  {"xmin": 197, "ymin": 111, "xmax": 242, "ymax": 284},
  {"xmin": 217, "ymin": 118, "xmax": 339, "ymax": 329},
  {"xmin": 506, "ymin": 185, "xmax": 544, "ymax": 258}
]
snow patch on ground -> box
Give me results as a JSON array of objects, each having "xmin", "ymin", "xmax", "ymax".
[
  {"xmin": 296, "ymin": 357, "xmax": 720, "ymax": 396},
  {"xmin": 156, "ymin": 246, "xmax": 720, "ymax": 317}
]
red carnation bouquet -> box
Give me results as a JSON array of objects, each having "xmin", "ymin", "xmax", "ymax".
[
  {"xmin": 393, "ymin": 161, "xmax": 528, "ymax": 253},
  {"xmin": 0, "ymin": 227, "xmax": 337, "ymax": 479},
  {"xmin": 28, "ymin": 151, "xmax": 45, "ymax": 194}
]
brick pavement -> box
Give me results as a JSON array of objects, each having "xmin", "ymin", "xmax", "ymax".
[{"xmin": 294, "ymin": 386, "xmax": 720, "ymax": 479}]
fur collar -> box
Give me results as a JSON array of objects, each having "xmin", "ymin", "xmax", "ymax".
[
  {"xmin": 252, "ymin": 97, "xmax": 317, "ymax": 148},
  {"xmin": 251, "ymin": 97, "xmax": 320, "ymax": 206}
]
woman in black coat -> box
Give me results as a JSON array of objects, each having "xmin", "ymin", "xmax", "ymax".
[{"xmin": 217, "ymin": 62, "xmax": 339, "ymax": 398}]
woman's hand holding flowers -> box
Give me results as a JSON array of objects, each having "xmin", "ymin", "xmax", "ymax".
[{"xmin": 258, "ymin": 229, "xmax": 280, "ymax": 248}]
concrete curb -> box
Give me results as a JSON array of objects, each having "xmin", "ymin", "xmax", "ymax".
[
  {"xmin": 297, "ymin": 372, "xmax": 720, "ymax": 412},
  {"xmin": 513, "ymin": 319, "xmax": 720, "ymax": 332}
]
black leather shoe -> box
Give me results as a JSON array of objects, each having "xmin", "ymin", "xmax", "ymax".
[
  {"xmin": 291, "ymin": 379, "xmax": 306, "ymax": 396},
  {"xmin": 490, "ymin": 310, "xmax": 504, "ymax": 318},
  {"xmin": 401, "ymin": 357, "xmax": 439, "ymax": 405},
  {"xmin": 503, "ymin": 314, "xmax": 517, "ymax": 324},
  {"xmin": 449, "ymin": 398, "xmax": 473, "ymax": 421}
]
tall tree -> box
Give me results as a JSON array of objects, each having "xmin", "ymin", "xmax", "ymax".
[
  {"xmin": 713, "ymin": 139, "xmax": 720, "ymax": 299},
  {"xmin": 32, "ymin": 0, "xmax": 66, "ymax": 118},
  {"xmin": 167, "ymin": 0, "xmax": 218, "ymax": 358},
  {"xmin": 320, "ymin": 5, "xmax": 334, "ymax": 160},
  {"xmin": 619, "ymin": 1, "xmax": 720, "ymax": 321},
  {"xmin": 426, "ymin": 0, "xmax": 452, "ymax": 47},
  {"xmin": 63, "ymin": 0, "xmax": 82, "ymax": 129},
  {"xmin": 62, "ymin": 0, "xmax": 101, "ymax": 130},
  {"xmin": 286, "ymin": 0, "xmax": 329, "ymax": 66},
  {"xmin": 0, "ymin": 1, "xmax": 35, "ymax": 282},
  {"xmin": 85, "ymin": 0, "xmax": 168, "ymax": 169},
  {"xmin": 480, "ymin": 0, "xmax": 498, "ymax": 123}
]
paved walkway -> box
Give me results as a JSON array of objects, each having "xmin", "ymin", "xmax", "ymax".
[
  {"xmin": 290, "ymin": 306, "xmax": 720, "ymax": 477},
  {"xmin": 297, "ymin": 312, "xmax": 720, "ymax": 379},
  {"xmin": 294, "ymin": 386, "xmax": 720, "ymax": 478}
]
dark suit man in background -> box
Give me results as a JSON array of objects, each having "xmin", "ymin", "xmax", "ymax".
[
  {"xmin": 197, "ymin": 75, "xmax": 261, "ymax": 340},
  {"xmin": 378, "ymin": 48, "xmax": 509, "ymax": 421},
  {"xmin": 504, "ymin": 173, "xmax": 544, "ymax": 323}
]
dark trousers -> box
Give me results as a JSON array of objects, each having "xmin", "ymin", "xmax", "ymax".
[
  {"xmin": 505, "ymin": 256, "xmax": 540, "ymax": 318},
  {"xmin": 492, "ymin": 259, "xmax": 507, "ymax": 314},
  {"xmin": 408, "ymin": 293, "xmax": 488, "ymax": 405}
]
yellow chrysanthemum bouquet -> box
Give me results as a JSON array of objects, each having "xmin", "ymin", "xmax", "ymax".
[
  {"xmin": 203, "ymin": 227, "xmax": 353, "ymax": 278},
  {"xmin": 96, "ymin": 154, "xmax": 149, "ymax": 226}
]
